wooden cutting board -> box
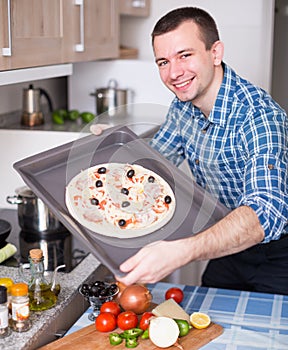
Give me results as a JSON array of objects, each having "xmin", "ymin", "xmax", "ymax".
[{"xmin": 39, "ymin": 322, "xmax": 223, "ymax": 350}]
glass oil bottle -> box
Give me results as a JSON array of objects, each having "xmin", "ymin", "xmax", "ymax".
[{"xmin": 28, "ymin": 249, "xmax": 57, "ymax": 311}]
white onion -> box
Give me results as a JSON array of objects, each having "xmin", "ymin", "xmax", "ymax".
[{"xmin": 149, "ymin": 316, "xmax": 180, "ymax": 348}]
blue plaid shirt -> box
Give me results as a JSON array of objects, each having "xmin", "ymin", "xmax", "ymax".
[{"xmin": 150, "ymin": 63, "xmax": 288, "ymax": 242}]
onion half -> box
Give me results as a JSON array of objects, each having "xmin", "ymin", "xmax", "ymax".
[{"xmin": 149, "ymin": 316, "xmax": 180, "ymax": 348}]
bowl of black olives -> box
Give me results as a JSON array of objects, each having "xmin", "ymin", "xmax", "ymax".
[{"xmin": 78, "ymin": 281, "xmax": 119, "ymax": 321}]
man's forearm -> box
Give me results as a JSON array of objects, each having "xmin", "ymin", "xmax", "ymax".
[{"xmin": 181, "ymin": 205, "xmax": 265, "ymax": 263}]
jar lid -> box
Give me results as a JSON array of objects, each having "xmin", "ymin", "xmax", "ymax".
[
  {"xmin": 10, "ymin": 283, "xmax": 28, "ymax": 296},
  {"xmin": 0, "ymin": 286, "xmax": 7, "ymax": 303}
]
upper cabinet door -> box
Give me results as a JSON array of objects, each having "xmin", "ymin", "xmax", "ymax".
[
  {"xmin": 0, "ymin": 0, "xmax": 63, "ymax": 71},
  {"xmin": 120, "ymin": 0, "xmax": 150, "ymax": 17},
  {"xmin": 62, "ymin": 0, "xmax": 119, "ymax": 63}
]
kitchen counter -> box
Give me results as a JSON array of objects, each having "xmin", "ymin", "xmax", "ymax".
[{"xmin": 0, "ymin": 254, "xmax": 113, "ymax": 349}]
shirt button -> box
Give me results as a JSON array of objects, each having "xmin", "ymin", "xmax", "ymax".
[
  {"xmin": 195, "ymin": 159, "xmax": 199, "ymax": 165},
  {"xmin": 268, "ymin": 164, "xmax": 274, "ymax": 170},
  {"xmin": 201, "ymin": 129, "xmax": 207, "ymax": 134}
]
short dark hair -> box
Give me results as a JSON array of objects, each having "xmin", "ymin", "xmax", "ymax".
[{"xmin": 151, "ymin": 7, "xmax": 220, "ymax": 50}]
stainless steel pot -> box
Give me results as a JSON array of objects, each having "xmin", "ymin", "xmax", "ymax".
[
  {"xmin": 90, "ymin": 79, "xmax": 132, "ymax": 117},
  {"xmin": 7, "ymin": 186, "xmax": 64, "ymax": 233}
]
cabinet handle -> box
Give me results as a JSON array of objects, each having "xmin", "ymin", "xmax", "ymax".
[
  {"xmin": 74, "ymin": 0, "xmax": 84, "ymax": 52},
  {"xmin": 2, "ymin": 0, "xmax": 12, "ymax": 56},
  {"xmin": 132, "ymin": 0, "xmax": 145, "ymax": 8}
]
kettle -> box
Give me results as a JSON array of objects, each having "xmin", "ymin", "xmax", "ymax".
[{"xmin": 21, "ymin": 84, "xmax": 53, "ymax": 126}]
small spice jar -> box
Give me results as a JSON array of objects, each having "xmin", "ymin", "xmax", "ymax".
[
  {"xmin": 0, "ymin": 286, "xmax": 10, "ymax": 338},
  {"xmin": 10, "ymin": 283, "xmax": 31, "ymax": 332},
  {"xmin": 0, "ymin": 277, "xmax": 14, "ymax": 315}
]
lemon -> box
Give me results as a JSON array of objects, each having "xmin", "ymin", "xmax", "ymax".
[
  {"xmin": 80, "ymin": 111, "xmax": 95, "ymax": 123},
  {"xmin": 190, "ymin": 312, "xmax": 211, "ymax": 329}
]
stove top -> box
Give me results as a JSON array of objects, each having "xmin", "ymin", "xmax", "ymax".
[{"xmin": 0, "ymin": 208, "xmax": 88, "ymax": 272}]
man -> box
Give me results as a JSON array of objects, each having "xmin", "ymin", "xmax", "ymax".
[{"xmin": 114, "ymin": 7, "xmax": 288, "ymax": 294}]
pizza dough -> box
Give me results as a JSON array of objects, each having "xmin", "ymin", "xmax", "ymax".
[{"xmin": 65, "ymin": 163, "xmax": 176, "ymax": 238}]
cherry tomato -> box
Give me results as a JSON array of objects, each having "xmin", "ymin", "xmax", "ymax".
[
  {"xmin": 139, "ymin": 311, "xmax": 154, "ymax": 330},
  {"xmin": 95, "ymin": 312, "xmax": 117, "ymax": 332},
  {"xmin": 100, "ymin": 301, "xmax": 121, "ymax": 317},
  {"xmin": 165, "ymin": 287, "xmax": 184, "ymax": 304},
  {"xmin": 117, "ymin": 311, "xmax": 138, "ymax": 330}
]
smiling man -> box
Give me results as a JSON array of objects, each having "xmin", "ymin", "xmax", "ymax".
[{"xmin": 116, "ymin": 7, "xmax": 288, "ymax": 295}]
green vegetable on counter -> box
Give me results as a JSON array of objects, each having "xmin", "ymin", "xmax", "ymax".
[
  {"xmin": 109, "ymin": 333, "xmax": 123, "ymax": 346},
  {"xmin": 121, "ymin": 328, "xmax": 143, "ymax": 339},
  {"xmin": 68, "ymin": 109, "xmax": 80, "ymax": 121},
  {"xmin": 80, "ymin": 111, "xmax": 95, "ymax": 123},
  {"xmin": 174, "ymin": 318, "xmax": 191, "ymax": 337}
]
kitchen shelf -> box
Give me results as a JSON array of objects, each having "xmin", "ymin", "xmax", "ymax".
[{"xmin": 119, "ymin": 46, "xmax": 139, "ymax": 59}]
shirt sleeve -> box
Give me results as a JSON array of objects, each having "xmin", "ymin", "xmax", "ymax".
[
  {"xmin": 238, "ymin": 108, "xmax": 288, "ymax": 242},
  {"xmin": 149, "ymin": 99, "xmax": 186, "ymax": 167}
]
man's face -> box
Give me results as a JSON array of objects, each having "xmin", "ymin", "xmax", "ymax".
[{"xmin": 153, "ymin": 21, "xmax": 221, "ymax": 106}]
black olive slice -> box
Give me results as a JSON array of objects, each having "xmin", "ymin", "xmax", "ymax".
[
  {"xmin": 90, "ymin": 198, "xmax": 99, "ymax": 205},
  {"xmin": 127, "ymin": 169, "xmax": 135, "ymax": 178},
  {"xmin": 164, "ymin": 195, "xmax": 172, "ymax": 204},
  {"xmin": 118, "ymin": 219, "xmax": 126, "ymax": 227},
  {"xmin": 121, "ymin": 188, "xmax": 129, "ymax": 195},
  {"xmin": 121, "ymin": 201, "xmax": 130, "ymax": 208},
  {"xmin": 148, "ymin": 176, "xmax": 155, "ymax": 183},
  {"xmin": 95, "ymin": 180, "xmax": 103, "ymax": 187},
  {"xmin": 97, "ymin": 167, "xmax": 106, "ymax": 174}
]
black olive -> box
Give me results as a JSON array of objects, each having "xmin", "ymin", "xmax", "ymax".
[
  {"xmin": 90, "ymin": 198, "xmax": 99, "ymax": 205},
  {"xmin": 118, "ymin": 219, "xmax": 126, "ymax": 227},
  {"xmin": 121, "ymin": 201, "xmax": 130, "ymax": 208},
  {"xmin": 121, "ymin": 188, "xmax": 129, "ymax": 195},
  {"xmin": 97, "ymin": 167, "xmax": 106, "ymax": 174},
  {"xmin": 109, "ymin": 283, "xmax": 118, "ymax": 294},
  {"xmin": 148, "ymin": 176, "xmax": 155, "ymax": 183},
  {"xmin": 90, "ymin": 285, "xmax": 100, "ymax": 297},
  {"xmin": 80, "ymin": 284, "xmax": 90, "ymax": 296},
  {"xmin": 127, "ymin": 169, "xmax": 135, "ymax": 178},
  {"xmin": 95, "ymin": 180, "xmax": 103, "ymax": 187},
  {"xmin": 93, "ymin": 281, "xmax": 105, "ymax": 287},
  {"xmin": 164, "ymin": 195, "xmax": 172, "ymax": 204}
]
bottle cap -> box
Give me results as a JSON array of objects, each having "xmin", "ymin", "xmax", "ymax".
[
  {"xmin": 10, "ymin": 283, "xmax": 28, "ymax": 297},
  {"xmin": 29, "ymin": 249, "xmax": 43, "ymax": 260},
  {"xmin": 0, "ymin": 286, "xmax": 7, "ymax": 303}
]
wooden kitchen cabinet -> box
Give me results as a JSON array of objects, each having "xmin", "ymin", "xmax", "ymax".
[
  {"xmin": 0, "ymin": 0, "xmax": 63, "ymax": 71},
  {"xmin": 62, "ymin": 0, "xmax": 119, "ymax": 63},
  {"xmin": 0, "ymin": 0, "xmax": 119, "ymax": 71},
  {"xmin": 120, "ymin": 0, "xmax": 150, "ymax": 17}
]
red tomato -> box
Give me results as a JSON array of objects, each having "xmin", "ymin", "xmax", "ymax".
[
  {"xmin": 117, "ymin": 311, "xmax": 138, "ymax": 330},
  {"xmin": 139, "ymin": 311, "xmax": 154, "ymax": 330},
  {"xmin": 165, "ymin": 287, "xmax": 184, "ymax": 304},
  {"xmin": 100, "ymin": 301, "xmax": 121, "ymax": 317},
  {"xmin": 95, "ymin": 312, "xmax": 117, "ymax": 332}
]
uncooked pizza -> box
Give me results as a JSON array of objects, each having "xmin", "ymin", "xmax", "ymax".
[{"xmin": 65, "ymin": 163, "xmax": 176, "ymax": 238}]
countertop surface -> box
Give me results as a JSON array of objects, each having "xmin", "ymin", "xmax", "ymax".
[
  {"xmin": 0, "ymin": 253, "xmax": 101, "ymax": 350},
  {"xmin": 67, "ymin": 282, "xmax": 288, "ymax": 350}
]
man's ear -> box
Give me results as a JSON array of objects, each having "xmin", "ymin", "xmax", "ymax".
[{"xmin": 212, "ymin": 40, "xmax": 224, "ymax": 66}]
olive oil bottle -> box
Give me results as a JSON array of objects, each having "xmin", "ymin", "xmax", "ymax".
[{"xmin": 28, "ymin": 249, "xmax": 57, "ymax": 311}]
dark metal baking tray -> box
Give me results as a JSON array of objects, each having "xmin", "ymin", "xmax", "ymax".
[{"xmin": 13, "ymin": 126, "xmax": 230, "ymax": 276}]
